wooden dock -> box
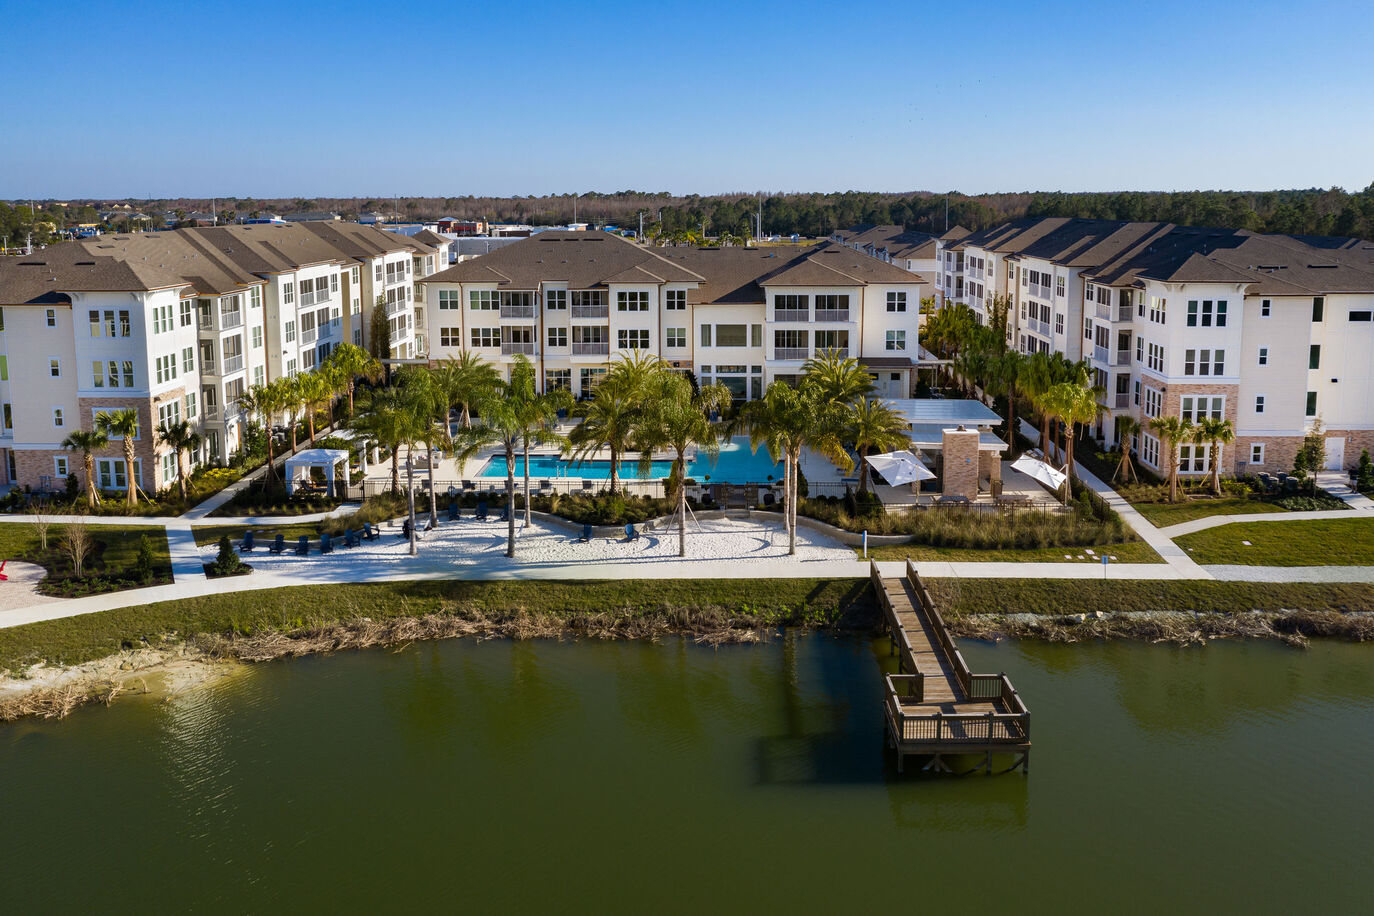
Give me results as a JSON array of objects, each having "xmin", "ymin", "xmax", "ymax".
[{"xmin": 871, "ymin": 560, "xmax": 1030, "ymax": 775}]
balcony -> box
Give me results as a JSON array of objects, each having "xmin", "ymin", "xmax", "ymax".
[
  {"xmin": 500, "ymin": 304, "xmax": 536, "ymax": 319},
  {"xmin": 814, "ymin": 309, "xmax": 850, "ymax": 322},
  {"xmin": 1113, "ymin": 349, "xmax": 1132, "ymax": 367},
  {"xmin": 1117, "ymin": 304, "xmax": 1133, "ymax": 322},
  {"xmin": 1093, "ymin": 345, "xmax": 1110, "ymax": 364},
  {"xmin": 384, "ymin": 273, "xmax": 408, "ymax": 287},
  {"xmin": 572, "ymin": 341, "xmax": 610, "ymax": 356},
  {"xmin": 774, "ymin": 348, "xmax": 809, "ymax": 361},
  {"xmin": 200, "ymin": 358, "xmax": 215, "ymax": 374},
  {"xmin": 773, "ymin": 310, "xmax": 809, "ymax": 323},
  {"xmin": 302, "ymin": 327, "xmax": 318, "ymax": 344},
  {"xmin": 203, "ymin": 404, "xmax": 220, "ymax": 421},
  {"xmin": 1096, "ymin": 302, "xmax": 1112, "ymax": 321},
  {"xmin": 385, "ymin": 299, "xmax": 408, "ymax": 316},
  {"xmin": 222, "ymin": 354, "xmax": 244, "ymax": 374},
  {"xmin": 219, "ymin": 310, "xmax": 243, "ymax": 329},
  {"xmin": 300, "ymin": 289, "xmax": 329, "ymax": 308},
  {"xmin": 501, "ymin": 342, "xmax": 536, "ymax": 356},
  {"xmin": 1031, "ymin": 319, "xmax": 1050, "ymax": 337},
  {"xmin": 571, "ymin": 304, "xmax": 609, "ymax": 319},
  {"xmin": 1114, "ymin": 393, "xmax": 1131, "ymax": 408}
]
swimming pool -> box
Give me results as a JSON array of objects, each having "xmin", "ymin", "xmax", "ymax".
[{"xmin": 478, "ymin": 436, "xmax": 782, "ymax": 484}]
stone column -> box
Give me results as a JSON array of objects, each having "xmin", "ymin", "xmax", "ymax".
[{"xmin": 941, "ymin": 426, "xmax": 980, "ymax": 499}]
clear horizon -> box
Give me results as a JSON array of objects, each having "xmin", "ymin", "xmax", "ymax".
[{"xmin": 3, "ymin": 0, "xmax": 1372, "ymax": 198}]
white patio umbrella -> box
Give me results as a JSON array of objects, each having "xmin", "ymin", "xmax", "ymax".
[
  {"xmin": 1011, "ymin": 454, "xmax": 1067, "ymax": 490},
  {"xmin": 866, "ymin": 451, "xmax": 936, "ymax": 487}
]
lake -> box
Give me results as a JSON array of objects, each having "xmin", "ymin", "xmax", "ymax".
[{"xmin": 2, "ymin": 633, "xmax": 1370, "ymax": 912}]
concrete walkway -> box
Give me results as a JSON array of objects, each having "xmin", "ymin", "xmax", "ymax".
[
  {"xmin": 1157, "ymin": 509, "xmax": 1361, "ymax": 539},
  {"xmin": 1071, "ymin": 461, "xmax": 1212, "ymax": 579},
  {"xmin": 1315, "ymin": 471, "xmax": 1374, "ymax": 510}
]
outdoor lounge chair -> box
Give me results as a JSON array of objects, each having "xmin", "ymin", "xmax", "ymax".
[
  {"xmin": 624, "ymin": 523, "xmax": 639, "ymax": 542},
  {"xmin": 539, "ymin": 479, "xmax": 552, "ymax": 492},
  {"xmin": 361, "ymin": 523, "xmax": 377, "ymax": 541},
  {"xmin": 321, "ymin": 532, "xmax": 333, "ymax": 554},
  {"xmin": 344, "ymin": 529, "xmax": 359, "ymax": 548},
  {"xmin": 763, "ymin": 491, "xmax": 776, "ymax": 506},
  {"xmin": 295, "ymin": 536, "xmax": 309, "ymax": 556},
  {"xmin": 578, "ymin": 524, "xmax": 592, "ymax": 543},
  {"xmin": 582, "ymin": 480, "xmax": 594, "ymax": 491},
  {"xmin": 461, "ymin": 479, "xmax": 474, "ymax": 491},
  {"xmin": 495, "ymin": 504, "xmax": 510, "ymax": 522},
  {"xmin": 270, "ymin": 534, "xmax": 286, "ymax": 554},
  {"xmin": 239, "ymin": 530, "xmax": 255, "ymax": 552},
  {"xmin": 448, "ymin": 500, "xmax": 459, "ymax": 521},
  {"xmin": 475, "ymin": 501, "xmax": 488, "ymax": 521}
]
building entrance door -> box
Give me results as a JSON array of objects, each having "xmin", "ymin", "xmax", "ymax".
[{"xmin": 1324, "ymin": 437, "xmax": 1346, "ymax": 471}]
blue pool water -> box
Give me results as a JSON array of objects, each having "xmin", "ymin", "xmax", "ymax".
[{"xmin": 479, "ymin": 436, "xmax": 782, "ymax": 483}]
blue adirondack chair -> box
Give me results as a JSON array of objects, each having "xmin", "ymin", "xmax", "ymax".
[
  {"xmin": 269, "ymin": 534, "xmax": 285, "ymax": 554},
  {"xmin": 624, "ymin": 523, "xmax": 639, "ymax": 542},
  {"xmin": 495, "ymin": 504, "xmax": 510, "ymax": 522},
  {"xmin": 475, "ymin": 501, "xmax": 488, "ymax": 521},
  {"xmin": 239, "ymin": 530, "xmax": 255, "ymax": 552},
  {"xmin": 448, "ymin": 500, "xmax": 459, "ymax": 521},
  {"xmin": 321, "ymin": 532, "xmax": 333, "ymax": 554},
  {"xmin": 295, "ymin": 536, "xmax": 309, "ymax": 556},
  {"xmin": 344, "ymin": 528, "xmax": 359, "ymax": 548},
  {"xmin": 364, "ymin": 523, "xmax": 380, "ymax": 541},
  {"xmin": 578, "ymin": 524, "xmax": 593, "ymax": 543}
]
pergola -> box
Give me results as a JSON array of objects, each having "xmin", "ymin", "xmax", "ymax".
[{"xmin": 284, "ymin": 448, "xmax": 350, "ymax": 495}]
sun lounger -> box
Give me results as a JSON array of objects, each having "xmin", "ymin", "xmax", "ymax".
[
  {"xmin": 495, "ymin": 505, "xmax": 510, "ymax": 522},
  {"xmin": 624, "ymin": 523, "xmax": 639, "ymax": 542},
  {"xmin": 295, "ymin": 536, "xmax": 309, "ymax": 556},
  {"xmin": 582, "ymin": 480, "xmax": 594, "ymax": 491},
  {"xmin": 461, "ymin": 479, "xmax": 474, "ymax": 491},
  {"xmin": 321, "ymin": 532, "xmax": 333, "ymax": 554},
  {"xmin": 239, "ymin": 530, "xmax": 255, "ymax": 552},
  {"xmin": 363, "ymin": 523, "xmax": 380, "ymax": 541},
  {"xmin": 448, "ymin": 500, "xmax": 459, "ymax": 521},
  {"xmin": 270, "ymin": 534, "xmax": 286, "ymax": 554},
  {"xmin": 344, "ymin": 529, "xmax": 358, "ymax": 548},
  {"xmin": 578, "ymin": 524, "xmax": 592, "ymax": 543},
  {"xmin": 475, "ymin": 501, "xmax": 488, "ymax": 521},
  {"xmin": 539, "ymin": 479, "xmax": 552, "ymax": 492}
]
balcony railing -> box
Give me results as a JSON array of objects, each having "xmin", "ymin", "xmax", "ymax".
[
  {"xmin": 219, "ymin": 310, "xmax": 243, "ymax": 329},
  {"xmin": 200, "ymin": 358, "xmax": 215, "ymax": 374},
  {"xmin": 386, "ymin": 299, "xmax": 407, "ymax": 316},
  {"xmin": 500, "ymin": 304, "xmax": 536, "ymax": 319},
  {"xmin": 774, "ymin": 347, "xmax": 809, "ymax": 361},
  {"xmin": 222, "ymin": 354, "xmax": 244, "ymax": 374},
  {"xmin": 815, "ymin": 309, "xmax": 850, "ymax": 322},
  {"xmin": 1096, "ymin": 302, "xmax": 1112, "ymax": 321},
  {"xmin": 302, "ymin": 327, "xmax": 318, "ymax": 344},
  {"xmin": 501, "ymin": 342, "xmax": 535, "ymax": 355},
  {"xmin": 572, "ymin": 341, "xmax": 610, "ymax": 356},
  {"xmin": 1114, "ymin": 393, "xmax": 1131, "ymax": 408},
  {"xmin": 1031, "ymin": 319, "xmax": 1050, "ymax": 336},
  {"xmin": 773, "ymin": 310, "xmax": 809, "ymax": 323},
  {"xmin": 1117, "ymin": 304, "xmax": 1134, "ymax": 322},
  {"xmin": 1093, "ymin": 345, "xmax": 1110, "ymax": 364},
  {"xmin": 203, "ymin": 404, "xmax": 220, "ymax": 421},
  {"xmin": 384, "ymin": 273, "xmax": 408, "ymax": 286},
  {"xmin": 813, "ymin": 346, "xmax": 849, "ymax": 358},
  {"xmin": 1114, "ymin": 349, "xmax": 1132, "ymax": 367},
  {"xmin": 571, "ymin": 304, "xmax": 609, "ymax": 319}
]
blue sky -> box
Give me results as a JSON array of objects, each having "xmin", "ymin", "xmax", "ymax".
[{"xmin": 2, "ymin": 0, "xmax": 1371, "ymax": 198}]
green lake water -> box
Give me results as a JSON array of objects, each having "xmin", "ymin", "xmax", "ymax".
[{"xmin": 2, "ymin": 634, "xmax": 1371, "ymax": 913}]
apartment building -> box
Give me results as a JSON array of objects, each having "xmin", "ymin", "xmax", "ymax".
[
  {"xmin": 936, "ymin": 217, "xmax": 1374, "ymax": 478},
  {"xmin": 416, "ymin": 231, "xmax": 926, "ymax": 401},
  {"xmin": 0, "ymin": 222, "xmax": 433, "ymax": 493},
  {"xmin": 832, "ymin": 225, "xmax": 940, "ymax": 295}
]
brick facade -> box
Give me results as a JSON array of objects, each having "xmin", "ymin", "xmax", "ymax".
[{"xmin": 941, "ymin": 427, "xmax": 980, "ymax": 498}]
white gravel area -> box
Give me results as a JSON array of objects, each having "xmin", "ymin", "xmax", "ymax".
[
  {"xmin": 0, "ymin": 562, "xmax": 60, "ymax": 615},
  {"xmin": 202, "ymin": 516, "xmax": 854, "ymax": 576}
]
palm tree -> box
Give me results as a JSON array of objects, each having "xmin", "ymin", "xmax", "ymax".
[
  {"xmin": 350, "ymin": 387, "xmax": 424, "ymax": 494},
  {"xmin": 1021, "ymin": 351, "xmax": 1059, "ymax": 458},
  {"xmin": 95, "ymin": 408, "xmax": 142, "ymax": 507},
  {"xmin": 800, "ymin": 350, "xmax": 874, "ymax": 403},
  {"xmin": 1114, "ymin": 416, "xmax": 1141, "ymax": 484},
  {"xmin": 634, "ymin": 371, "xmax": 732, "ymax": 556},
  {"xmin": 507, "ymin": 359, "xmax": 574, "ymax": 527},
  {"xmin": 984, "ymin": 349, "xmax": 1025, "ymax": 450},
  {"xmin": 1049, "ymin": 380, "xmax": 1102, "ymax": 497},
  {"xmin": 1149, "ymin": 416, "xmax": 1195, "ymax": 504},
  {"xmin": 299, "ymin": 371, "xmax": 334, "ymax": 445},
  {"xmin": 281, "ymin": 373, "xmax": 305, "ymax": 452},
  {"xmin": 1194, "ymin": 417, "xmax": 1236, "ymax": 495},
  {"xmin": 157, "ymin": 419, "xmax": 202, "ymax": 503},
  {"xmin": 569, "ymin": 373, "xmax": 643, "ymax": 496},
  {"xmin": 61, "ymin": 428, "xmax": 109, "ymax": 507},
  {"xmin": 849, "ymin": 398, "xmax": 910, "ymax": 493},
  {"xmin": 238, "ymin": 380, "xmax": 286, "ymax": 484},
  {"xmin": 601, "ymin": 350, "xmax": 666, "ymax": 399},
  {"xmin": 321, "ymin": 342, "xmax": 382, "ymax": 418},
  {"xmin": 436, "ymin": 351, "xmax": 502, "ymax": 429}
]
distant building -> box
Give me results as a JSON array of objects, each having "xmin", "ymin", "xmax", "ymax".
[
  {"xmin": 281, "ymin": 211, "xmax": 340, "ymax": 222},
  {"xmin": 437, "ymin": 218, "xmax": 487, "ymax": 236}
]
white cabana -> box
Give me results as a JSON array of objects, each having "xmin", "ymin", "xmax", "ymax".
[
  {"xmin": 284, "ymin": 448, "xmax": 351, "ymax": 495},
  {"xmin": 1011, "ymin": 454, "xmax": 1067, "ymax": 491},
  {"xmin": 866, "ymin": 450, "xmax": 937, "ymax": 487}
]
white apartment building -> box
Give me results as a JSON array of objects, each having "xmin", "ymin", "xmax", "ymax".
[
  {"xmin": 935, "ymin": 217, "xmax": 1374, "ymax": 478},
  {"xmin": 832, "ymin": 225, "xmax": 941, "ymax": 297},
  {"xmin": 0, "ymin": 222, "xmax": 434, "ymax": 493},
  {"xmin": 417, "ymin": 232, "xmax": 927, "ymax": 402}
]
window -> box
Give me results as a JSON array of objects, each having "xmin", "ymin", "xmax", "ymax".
[
  {"xmin": 545, "ymin": 289, "xmax": 568, "ymax": 310},
  {"xmin": 714, "ymin": 324, "xmax": 747, "ymax": 347},
  {"xmin": 283, "ymin": 281, "xmax": 294, "ymax": 304},
  {"xmin": 1261, "ymin": 299, "xmax": 1271, "ymax": 317},
  {"xmin": 1306, "ymin": 391, "xmax": 1318, "ymax": 416},
  {"xmin": 618, "ymin": 329, "xmax": 649, "ymax": 350},
  {"xmin": 774, "ymin": 329, "xmax": 808, "ymax": 354},
  {"xmin": 1258, "ymin": 347, "xmax": 1269, "ymax": 366},
  {"xmin": 1143, "ymin": 387, "xmax": 1162, "ymax": 418},
  {"xmin": 665, "ymin": 327, "xmax": 686, "ymax": 348},
  {"xmin": 470, "ymin": 327, "xmax": 499, "ymax": 348},
  {"xmin": 886, "ymin": 292, "xmax": 907, "ymax": 312},
  {"xmin": 1251, "ymin": 444, "xmax": 1265, "ymax": 464},
  {"xmin": 1313, "ymin": 297, "xmax": 1324, "ymax": 321},
  {"xmin": 617, "ymin": 291, "xmax": 649, "ymax": 312},
  {"xmin": 1147, "ymin": 343, "xmax": 1164, "ymax": 373},
  {"xmin": 1180, "ymin": 396, "xmax": 1224, "ymax": 423},
  {"xmin": 154, "ymin": 303, "xmax": 174, "ymax": 333},
  {"xmin": 330, "ymin": 273, "xmax": 339, "ymax": 294},
  {"xmin": 91, "ymin": 360, "xmax": 104, "ymax": 387},
  {"xmin": 1149, "ymin": 297, "xmax": 1166, "ymax": 324},
  {"xmin": 180, "ymin": 300, "xmax": 193, "ymax": 326},
  {"xmin": 186, "ymin": 392, "xmax": 197, "ymax": 420},
  {"xmin": 1134, "ymin": 380, "xmax": 1141, "ymax": 406},
  {"xmin": 0, "ymin": 356, "xmax": 5, "ymax": 380},
  {"xmin": 96, "ymin": 457, "xmax": 142, "ymax": 491},
  {"xmin": 547, "ymin": 327, "xmax": 567, "ymax": 348},
  {"xmin": 250, "ymin": 286, "xmax": 262, "ymax": 309},
  {"xmin": 439, "ymin": 290, "xmax": 460, "ymax": 310},
  {"xmin": 1183, "ymin": 349, "xmax": 1224, "ymax": 376},
  {"xmin": 254, "ymin": 366, "xmax": 265, "ymax": 387},
  {"xmin": 1177, "ymin": 443, "xmax": 1210, "ymax": 474},
  {"xmin": 815, "ymin": 330, "xmax": 848, "ymax": 352},
  {"xmin": 248, "ymin": 325, "xmax": 261, "ymax": 348},
  {"xmin": 546, "ymin": 369, "xmax": 571, "ymax": 392},
  {"xmin": 664, "ymin": 290, "xmax": 686, "ymax": 311},
  {"xmin": 301, "ymin": 348, "xmax": 316, "ymax": 371},
  {"xmin": 1309, "ymin": 345, "xmax": 1321, "ymax": 370},
  {"xmin": 700, "ymin": 325, "xmax": 712, "ymax": 347},
  {"xmin": 285, "ymin": 358, "xmax": 296, "ymax": 376},
  {"xmin": 1055, "ymin": 313, "xmax": 1064, "ymax": 335},
  {"xmin": 1350, "ymin": 310, "xmax": 1373, "ymax": 321},
  {"xmin": 157, "ymin": 401, "xmax": 180, "ymax": 428},
  {"xmin": 89, "ymin": 310, "xmax": 101, "ymax": 337},
  {"xmin": 469, "ymin": 290, "xmax": 497, "ymax": 310},
  {"xmin": 1056, "ymin": 276, "xmax": 1066, "ymax": 298},
  {"xmin": 1185, "ymin": 299, "xmax": 1226, "ymax": 327},
  {"xmin": 440, "ymin": 327, "xmax": 462, "ymax": 347},
  {"xmin": 46, "ymin": 357, "xmax": 60, "ymax": 378},
  {"xmin": 374, "ymin": 263, "xmax": 383, "ymax": 284},
  {"xmin": 53, "ymin": 408, "xmax": 63, "ymax": 428},
  {"xmin": 154, "ymin": 354, "xmax": 177, "ymax": 384},
  {"xmin": 1255, "ymin": 395, "xmax": 1265, "ymax": 414},
  {"xmin": 773, "ymin": 294, "xmax": 808, "ymax": 316},
  {"xmin": 285, "ymin": 320, "xmax": 296, "ymax": 343},
  {"xmin": 885, "ymin": 330, "xmax": 907, "ymax": 351},
  {"xmin": 54, "ymin": 456, "xmax": 68, "ymax": 478},
  {"xmin": 45, "ymin": 308, "xmax": 56, "ymax": 327},
  {"xmin": 1084, "ymin": 318, "xmax": 1092, "ymax": 340},
  {"xmin": 354, "ymin": 329, "xmax": 363, "ymax": 346}
]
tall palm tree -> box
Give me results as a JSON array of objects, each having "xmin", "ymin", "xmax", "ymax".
[
  {"xmin": 1021, "ymin": 351, "xmax": 1059, "ymax": 458},
  {"xmin": 299, "ymin": 371, "xmax": 334, "ymax": 445},
  {"xmin": 95, "ymin": 408, "xmax": 142, "ymax": 507},
  {"xmin": 507, "ymin": 358, "xmax": 574, "ymax": 527},
  {"xmin": 61, "ymin": 428, "xmax": 109, "ymax": 507},
  {"xmin": 1114, "ymin": 415, "xmax": 1141, "ymax": 484},
  {"xmin": 238, "ymin": 380, "xmax": 286, "ymax": 485},
  {"xmin": 1049, "ymin": 380, "xmax": 1102, "ymax": 497},
  {"xmin": 157, "ymin": 419, "xmax": 202, "ymax": 503},
  {"xmin": 321, "ymin": 342, "xmax": 382, "ymax": 418},
  {"xmin": 634, "ymin": 371, "xmax": 732, "ymax": 556},
  {"xmin": 849, "ymin": 397, "xmax": 910, "ymax": 493},
  {"xmin": 984, "ymin": 348, "xmax": 1025, "ymax": 450},
  {"xmin": 281, "ymin": 373, "xmax": 306, "ymax": 452},
  {"xmin": 569, "ymin": 378, "xmax": 642, "ymax": 496},
  {"xmin": 350, "ymin": 386, "xmax": 424, "ymax": 494},
  {"xmin": 801, "ymin": 350, "xmax": 874, "ymax": 403},
  {"xmin": 601, "ymin": 350, "xmax": 666, "ymax": 399},
  {"xmin": 1149, "ymin": 416, "xmax": 1194, "ymax": 504},
  {"xmin": 437, "ymin": 351, "xmax": 502, "ymax": 428},
  {"xmin": 1194, "ymin": 417, "xmax": 1236, "ymax": 495}
]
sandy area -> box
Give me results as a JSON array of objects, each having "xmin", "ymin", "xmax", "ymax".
[
  {"xmin": 201, "ymin": 515, "xmax": 854, "ymax": 574},
  {"xmin": 0, "ymin": 562, "xmax": 62, "ymax": 615}
]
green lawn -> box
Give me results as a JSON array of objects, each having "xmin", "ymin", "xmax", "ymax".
[
  {"xmin": 860, "ymin": 539, "xmax": 1162, "ymax": 563},
  {"xmin": 1173, "ymin": 518, "xmax": 1374, "ymax": 565},
  {"xmin": 0, "ymin": 522, "xmax": 171, "ymax": 587},
  {"xmin": 1131, "ymin": 497, "xmax": 1288, "ymax": 527},
  {"xmin": 0, "ymin": 578, "xmax": 877, "ymax": 673}
]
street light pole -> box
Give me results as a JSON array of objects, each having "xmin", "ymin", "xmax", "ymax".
[{"xmin": 406, "ymin": 456, "xmax": 417, "ymax": 556}]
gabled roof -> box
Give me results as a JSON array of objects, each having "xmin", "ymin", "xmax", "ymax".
[{"xmin": 420, "ymin": 231, "xmax": 705, "ymax": 288}]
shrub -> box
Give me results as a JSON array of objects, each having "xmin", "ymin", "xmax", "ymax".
[
  {"xmin": 210, "ymin": 535, "xmax": 245, "ymax": 576},
  {"xmin": 133, "ymin": 535, "xmax": 156, "ymax": 583}
]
